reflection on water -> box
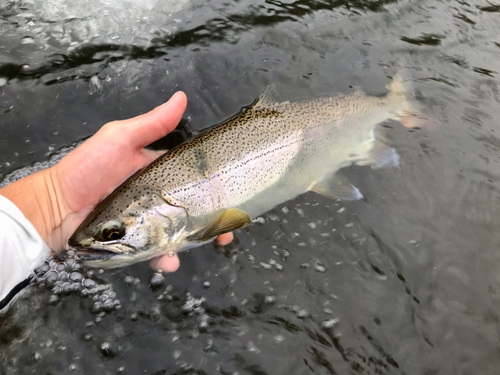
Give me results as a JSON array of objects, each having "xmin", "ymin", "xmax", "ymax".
[{"xmin": 1, "ymin": 0, "xmax": 500, "ymax": 374}]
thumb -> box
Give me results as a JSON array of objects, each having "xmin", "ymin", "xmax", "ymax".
[{"xmin": 121, "ymin": 91, "xmax": 188, "ymax": 149}]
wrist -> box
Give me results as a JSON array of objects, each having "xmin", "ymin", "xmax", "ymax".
[{"xmin": 0, "ymin": 168, "xmax": 68, "ymax": 251}]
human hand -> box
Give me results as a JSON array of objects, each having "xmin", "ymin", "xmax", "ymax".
[{"xmin": 0, "ymin": 92, "xmax": 233, "ymax": 272}]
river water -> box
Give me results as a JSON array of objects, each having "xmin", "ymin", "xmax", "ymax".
[{"xmin": 1, "ymin": 0, "xmax": 499, "ymax": 374}]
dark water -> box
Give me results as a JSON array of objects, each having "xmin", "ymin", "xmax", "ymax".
[{"xmin": 1, "ymin": 0, "xmax": 500, "ymax": 374}]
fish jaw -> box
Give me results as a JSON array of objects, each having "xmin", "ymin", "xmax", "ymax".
[
  {"xmin": 72, "ymin": 238, "xmax": 141, "ymax": 264},
  {"xmin": 75, "ymin": 245, "xmax": 167, "ymax": 268}
]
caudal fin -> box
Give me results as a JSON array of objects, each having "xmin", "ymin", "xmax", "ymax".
[{"xmin": 387, "ymin": 68, "xmax": 437, "ymax": 130}]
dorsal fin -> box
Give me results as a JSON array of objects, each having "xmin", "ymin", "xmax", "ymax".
[{"xmin": 251, "ymin": 85, "xmax": 282, "ymax": 110}]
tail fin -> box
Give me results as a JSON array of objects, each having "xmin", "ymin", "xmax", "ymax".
[{"xmin": 387, "ymin": 68, "xmax": 437, "ymax": 130}]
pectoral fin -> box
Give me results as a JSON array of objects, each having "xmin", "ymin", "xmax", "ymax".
[
  {"xmin": 311, "ymin": 173, "xmax": 363, "ymax": 201},
  {"xmin": 190, "ymin": 208, "xmax": 252, "ymax": 242}
]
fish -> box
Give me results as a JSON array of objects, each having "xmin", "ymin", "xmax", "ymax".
[{"xmin": 68, "ymin": 71, "xmax": 428, "ymax": 268}]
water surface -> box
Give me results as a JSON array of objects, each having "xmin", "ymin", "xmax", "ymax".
[{"xmin": 1, "ymin": 0, "xmax": 500, "ymax": 374}]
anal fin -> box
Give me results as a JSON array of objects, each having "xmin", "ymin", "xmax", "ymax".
[{"xmin": 311, "ymin": 173, "xmax": 363, "ymax": 201}]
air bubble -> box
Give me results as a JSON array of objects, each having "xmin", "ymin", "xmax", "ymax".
[
  {"xmin": 274, "ymin": 334, "xmax": 285, "ymax": 342},
  {"xmin": 82, "ymin": 333, "xmax": 93, "ymax": 342},
  {"xmin": 320, "ymin": 319, "xmax": 339, "ymax": 329},
  {"xmin": 103, "ymin": 300, "xmax": 115, "ymax": 311},
  {"xmin": 35, "ymin": 262, "xmax": 50, "ymax": 275},
  {"xmin": 246, "ymin": 341, "xmax": 260, "ymax": 353},
  {"xmin": 198, "ymin": 320, "xmax": 209, "ymax": 332},
  {"xmin": 296, "ymin": 309, "xmax": 309, "ymax": 319},
  {"xmin": 48, "ymin": 295, "xmax": 59, "ymax": 305},
  {"xmin": 124, "ymin": 276, "xmax": 134, "ymax": 285},
  {"xmin": 93, "ymin": 302, "xmax": 103, "ymax": 313},
  {"xmin": 96, "ymin": 284, "xmax": 108, "ymax": 293},
  {"xmin": 69, "ymin": 271, "xmax": 84, "ymax": 282},
  {"xmin": 314, "ymin": 263, "xmax": 326, "ymax": 273},
  {"xmin": 264, "ymin": 295, "xmax": 276, "ymax": 304},
  {"xmin": 21, "ymin": 36, "xmax": 35, "ymax": 44},
  {"xmin": 72, "ymin": 262, "xmax": 82, "ymax": 270},
  {"xmin": 55, "ymin": 263, "xmax": 67, "ymax": 272},
  {"xmin": 61, "ymin": 282, "xmax": 73, "ymax": 294},
  {"xmin": 44, "ymin": 271, "xmax": 58, "ymax": 288},
  {"xmin": 149, "ymin": 273, "xmax": 165, "ymax": 289},
  {"xmin": 83, "ymin": 279, "xmax": 97, "ymax": 288},
  {"xmin": 254, "ymin": 217, "xmax": 266, "ymax": 224},
  {"xmin": 260, "ymin": 262, "xmax": 272, "ymax": 269},
  {"xmin": 100, "ymin": 342, "xmax": 112, "ymax": 357}
]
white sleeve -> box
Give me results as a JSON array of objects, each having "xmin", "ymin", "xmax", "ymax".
[{"xmin": 0, "ymin": 195, "xmax": 50, "ymax": 311}]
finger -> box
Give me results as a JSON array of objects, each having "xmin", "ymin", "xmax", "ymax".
[
  {"xmin": 123, "ymin": 91, "xmax": 188, "ymax": 150},
  {"xmin": 149, "ymin": 253, "xmax": 180, "ymax": 273},
  {"xmin": 215, "ymin": 232, "xmax": 234, "ymax": 246}
]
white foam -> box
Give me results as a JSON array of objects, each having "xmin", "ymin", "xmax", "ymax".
[{"xmin": 5, "ymin": 0, "xmax": 191, "ymax": 47}]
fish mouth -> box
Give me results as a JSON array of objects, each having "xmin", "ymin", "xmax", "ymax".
[{"xmin": 75, "ymin": 248, "xmax": 122, "ymax": 261}]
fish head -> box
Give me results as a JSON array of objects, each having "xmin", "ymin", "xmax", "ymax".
[{"xmin": 68, "ymin": 187, "xmax": 189, "ymax": 268}]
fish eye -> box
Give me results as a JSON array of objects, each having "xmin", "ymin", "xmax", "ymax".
[{"xmin": 99, "ymin": 220, "xmax": 126, "ymax": 241}]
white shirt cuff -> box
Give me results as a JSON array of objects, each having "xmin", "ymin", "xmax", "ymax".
[{"xmin": 0, "ymin": 195, "xmax": 50, "ymax": 306}]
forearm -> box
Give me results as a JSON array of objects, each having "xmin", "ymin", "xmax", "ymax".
[{"xmin": 0, "ymin": 168, "xmax": 65, "ymax": 251}]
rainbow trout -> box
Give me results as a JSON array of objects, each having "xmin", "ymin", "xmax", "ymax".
[{"xmin": 69, "ymin": 72, "xmax": 425, "ymax": 268}]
